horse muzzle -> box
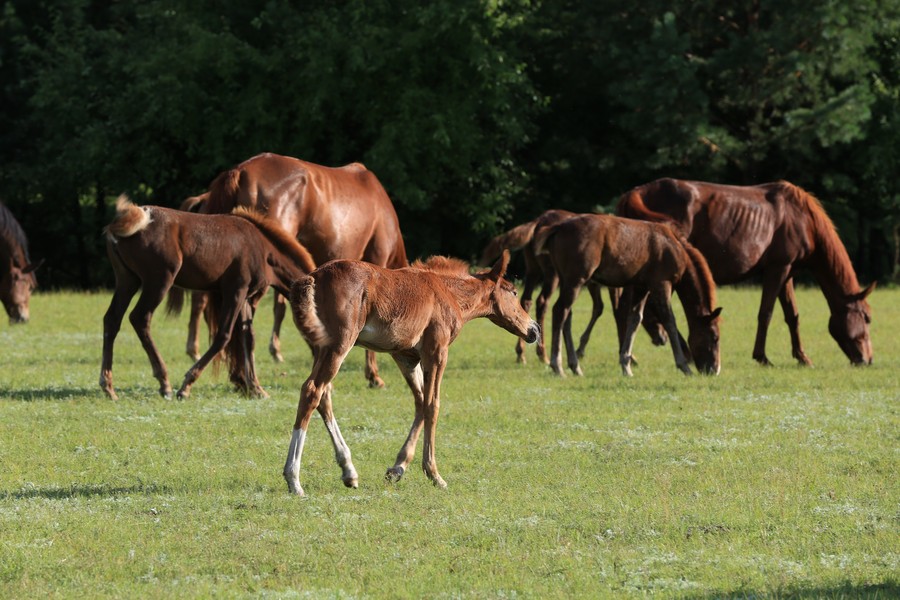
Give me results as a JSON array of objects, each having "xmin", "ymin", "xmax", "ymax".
[{"xmin": 524, "ymin": 322, "xmax": 540, "ymax": 345}]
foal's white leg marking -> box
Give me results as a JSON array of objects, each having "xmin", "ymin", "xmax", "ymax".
[
  {"xmin": 283, "ymin": 428, "xmax": 307, "ymax": 496},
  {"xmin": 323, "ymin": 418, "xmax": 359, "ymax": 488}
]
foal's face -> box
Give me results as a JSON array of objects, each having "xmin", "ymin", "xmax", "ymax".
[
  {"xmin": 1, "ymin": 262, "xmax": 36, "ymax": 324},
  {"xmin": 488, "ymin": 278, "xmax": 540, "ymax": 343},
  {"xmin": 829, "ymin": 298, "xmax": 873, "ymax": 365},
  {"xmin": 688, "ymin": 309, "xmax": 722, "ymax": 375}
]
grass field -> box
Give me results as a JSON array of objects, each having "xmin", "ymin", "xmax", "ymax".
[{"xmin": 1, "ymin": 285, "xmax": 897, "ymax": 598}]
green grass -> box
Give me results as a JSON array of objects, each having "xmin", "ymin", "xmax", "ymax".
[{"xmin": 1, "ymin": 286, "xmax": 898, "ymax": 598}]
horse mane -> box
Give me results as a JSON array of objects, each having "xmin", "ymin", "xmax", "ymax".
[
  {"xmin": 104, "ymin": 195, "xmax": 152, "ymax": 240},
  {"xmin": 410, "ymin": 255, "xmax": 471, "ymax": 276},
  {"xmin": 205, "ymin": 167, "xmax": 243, "ymax": 214},
  {"xmin": 0, "ymin": 202, "xmax": 31, "ymax": 265},
  {"xmin": 678, "ymin": 236, "xmax": 718, "ymax": 311},
  {"xmin": 230, "ymin": 207, "xmax": 316, "ymax": 273},
  {"xmin": 780, "ymin": 182, "xmax": 862, "ymax": 292}
]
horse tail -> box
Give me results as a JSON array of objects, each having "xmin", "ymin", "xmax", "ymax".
[
  {"xmin": 165, "ymin": 286, "xmax": 185, "ymax": 317},
  {"xmin": 178, "ymin": 192, "xmax": 209, "ymax": 213},
  {"xmin": 205, "ymin": 167, "xmax": 243, "ymax": 214},
  {"xmin": 104, "ymin": 194, "xmax": 152, "ymax": 241},
  {"xmin": 531, "ymin": 221, "xmax": 557, "ymax": 257},
  {"xmin": 616, "ymin": 186, "xmax": 681, "ymax": 225},
  {"xmin": 289, "ymin": 276, "xmax": 331, "ymax": 347},
  {"xmin": 479, "ymin": 220, "xmax": 538, "ymax": 266}
]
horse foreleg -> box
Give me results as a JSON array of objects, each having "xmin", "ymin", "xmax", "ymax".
[
  {"xmin": 186, "ymin": 291, "xmax": 208, "ymax": 361},
  {"xmin": 129, "ymin": 279, "xmax": 176, "ymax": 398},
  {"xmin": 576, "ymin": 282, "xmax": 604, "ymax": 360},
  {"xmin": 316, "ymin": 383, "xmax": 359, "ymax": 488},
  {"xmin": 177, "ymin": 292, "xmax": 243, "ymax": 399},
  {"xmin": 753, "ymin": 268, "xmax": 791, "ymax": 366},
  {"xmin": 779, "ymin": 278, "xmax": 812, "ymax": 366},
  {"xmin": 269, "ymin": 291, "xmax": 286, "ymax": 363},
  {"xmin": 283, "ymin": 346, "xmax": 351, "ymax": 496},
  {"xmin": 229, "ymin": 297, "xmax": 267, "ymax": 398},
  {"xmin": 619, "ymin": 290, "xmax": 648, "ymax": 376},
  {"xmin": 420, "ymin": 347, "xmax": 449, "ymax": 489},
  {"xmin": 386, "ymin": 352, "xmax": 425, "ymax": 482},
  {"xmin": 100, "ymin": 274, "xmax": 141, "ymax": 400},
  {"xmin": 651, "ymin": 288, "xmax": 691, "ymax": 375}
]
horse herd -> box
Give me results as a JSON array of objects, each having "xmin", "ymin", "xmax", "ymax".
[{"xmin": 1, "ymin": 152, "xmax": 875, "ymax": 495}]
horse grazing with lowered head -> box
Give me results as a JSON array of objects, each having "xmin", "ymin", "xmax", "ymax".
[
  {"xmin": 200, "ymin": 152, "xmax": 409, "ymax": 388},
  {"xmin": 100, "ymin": 195, "xmax": 315, "ymax": 401},
  {"xmin": 283, "ymin": 250, "xmax": 539, "ymax": 496},
  {"xmin": 0, "ymin": 202, "xmax": 43, "ymax": 324},
  {"xmin": 480, "ymin": 209, "xmax": 668, "ymax": 365},
  {"xmin": 617, "ymin": 178, "xmax": 874, "ymax": 365},
  {"xmin": 534, "ymin": 213, "xmax": 722, "ymax": 377}
]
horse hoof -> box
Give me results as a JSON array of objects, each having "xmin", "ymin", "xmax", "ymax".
[
  {"xmin": 270, "ymin": 351, "xmax": 284, "ymax": 363},
  {"xmin": 176, "ymin": 389, "xmax": 189, "ymax": 400},
  {"xmin": 569, "ymin": 365, "xmax": 583, "ymax": 376},
  {"xmin": 343, "ymin": 477, "xmax": 359, "ymax": 489},
  {"xmin": 369, "ymin": 377, "xmax": 386, "ymax": 389},
  {"xmin": 385, "ymin": 467, "xmax": 405, "ymax": 483},
  {"xmin": 431, "ymin": 476, "xmax": 448, "ymax": 489}
]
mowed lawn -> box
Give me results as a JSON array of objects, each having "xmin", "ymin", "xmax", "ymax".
[{"xmin": 1, "ymin": 285, "xmax": 897, "ymax": 598}]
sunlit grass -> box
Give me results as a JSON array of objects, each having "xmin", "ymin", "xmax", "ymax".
[{"xmin": 1, "ymin": 286, "xmax": 897, "ymax": 598}]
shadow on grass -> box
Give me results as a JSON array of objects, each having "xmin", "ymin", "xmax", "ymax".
[
  {"xmin": 686, "ymin": 580, "xmax": 900, "ymax": 599},
  {"xmin": 1, "ymin": 482, "xmax": 173, "ymax": 500},
  {"xmin": 1, "ymin": 387, "xmax": 101, "ymax": 401}
]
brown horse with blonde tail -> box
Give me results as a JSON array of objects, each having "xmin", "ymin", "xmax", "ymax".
[
  {"xmin": 617, "ymin": 179, "xmax": 874, "ymax": 365},
  {"xmin": 480, "ymin": 209, "xmax": 668, "ymax": 365},
  {"xmin": 201, "ymin": 152, "xmax": 409, "ymax": 387},
  {"xmin": 283, "ymin": 250, "xmax": 539, "ymax": 496},
  {"xmin": 534, "ymin": 213, "xmax": 722, "ymax": 377},
  {"xmin": 100, "ymin": 195, "xmax": 315, "ymax": 400},
  {"xmin": 0, "ymin": 202, "xmax": 43, "ymax": 324}
]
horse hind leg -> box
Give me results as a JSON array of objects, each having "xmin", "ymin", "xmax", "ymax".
[
  {"xmin": 386, "ymin": 352, "xmax": 425, "ymax": 483},
  {"xmin": 100, "ymin": 272, "xmax": 141, "ymax": 400},
  {"xmin": 186, "ymin": 291, "xmax": 208, "ymax": 361},
  {"xmin": 128, "ymin": 278, "xmax": 176, "ymax": 398},
  {"xmin": 365, "ymin": 350, "xmax": 385, "ymax": 389},
  {"xmin": 576, "ymin": 282, "xmax": 604, "ymax": 360},
  {"xmin": 619, "ymin": 290, "xmax": 649, "ymax": 376}
]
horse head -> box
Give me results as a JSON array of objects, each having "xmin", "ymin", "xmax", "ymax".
[
  {"xmin": 828, "ymin": 282, "xmax": 874, "ymax": 365},
  {"xmin": 1, "ymin": 257, "xmax": 42, "ymax": 324},
  {"xmin": 687, "ymin": 306, "xmax": 722, "ymax": 375},
  {"xmin": 480, "ymin": 250, "xmax": 540, "ymax": 344}
]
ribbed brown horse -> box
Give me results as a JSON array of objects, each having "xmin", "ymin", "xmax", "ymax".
[
  {"xmin": 0, "ymin": 202, "xmax": 42, "ymax": 324},
  {"xmin": 617, "ymin": 178, "xmax": 874, "ymax": 365},
  {"xmin": 480, "ymin": 209, "xmax": 668, "ymax": 365},
  {"xmin": 534, "ymin": 214, "xmax": 722, "ymax": 377},
  {"xmin": 201, "ymin": 152, "xmax": 409, "ymax": 388},
  {"xmin": 100, "ymin": 195, "xmax": 315, "ymax": 400},
  {"xmin": 283, "ymin": 251, "xmax": 539, "ymax": 496}
]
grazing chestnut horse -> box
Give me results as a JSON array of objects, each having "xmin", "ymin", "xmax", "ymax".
[
  {"xmin": 201, "ymin": 152, "xmax": 409, "ymax": 388},
  {"xmin": 0, "ymin": 202, "xmax": 42, "ymax": 324},
  {"xmin": 283, "ymin": 250, "xmax": 539, "ymax": 496},
  {"xmin": 480, "ymin": 209, "xmax": 668, "ymax": 364},
  {"xmin": 100, "ymin": 195, "xmax": 315, "ymax": 400},
  {"xmin": 534, "ymin": 214, "xmax": 722, "ymax": 376},
  {"xmin": 617, "ymin": 179, "xmax": 874, "ymax": 365}
]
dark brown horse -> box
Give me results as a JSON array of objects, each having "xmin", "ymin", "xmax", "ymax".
[
  {"xmin": 0, "ymin": 202, "xmax": 42, "ymax": 324},
  {"xmin": 283, "ymin": 250, "xmax": 539, "ymax": 496},
  {"xmin": 534, "ymin": 214, "xmax": 722, "ymax": 376},
  {"xmin": 100, "ymin": 195, "xmax": 315, "ymax": 400},
  {"xmin": 480, "ymin": 209, "xmax": 668, "ymax": 364},
  {"xmin": 617, "ymin": 178, "xmax": 874, "ymax": 365},
  {"xmin": 201, "ymin": 152, "xmax": 409, "ymax": 388}
]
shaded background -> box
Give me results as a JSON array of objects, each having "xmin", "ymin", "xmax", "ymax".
[{"xmin": 1, "ymin": 0, "xmax": 898, "ymax": 288}]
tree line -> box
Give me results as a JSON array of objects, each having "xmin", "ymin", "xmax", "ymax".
[{"xmin": 1, "ymin": 0, "xmax": 898, "ymax": 288}]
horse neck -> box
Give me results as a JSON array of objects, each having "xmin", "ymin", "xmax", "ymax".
[
  {"xmin": 265, "ymin": 244, "xmax": 309, "ymax": 295},
  {"xmin": 674, "ymin": 247, "xmax": 715, "ymax": 325},
  {"xmin": 439, "ymin": 275, "xmax": 493, "ymax": 323},
  {"xmin": 808, "ymin": 217, "xmax": 862, "ymax": 311}
]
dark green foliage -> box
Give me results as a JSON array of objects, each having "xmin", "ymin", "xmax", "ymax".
[{"xmin": 0, "ymin": 0, "xmax": 897, "ymax": 287}]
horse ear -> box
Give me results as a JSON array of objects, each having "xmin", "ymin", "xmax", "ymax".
[
  {"xmin": 488, "ymin": 249, "xmax": 510, "ymax": 281},
  {"xmin": 23, "ymin": 258, "xmax": 45, "ymax": 275},
  {"xmin": 710, "ymin": 307, "xmax": 723, "ymax": 320},
  {"xmin": 849, "ymin": 281, "xmax": 876, "ymax": 302}
]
